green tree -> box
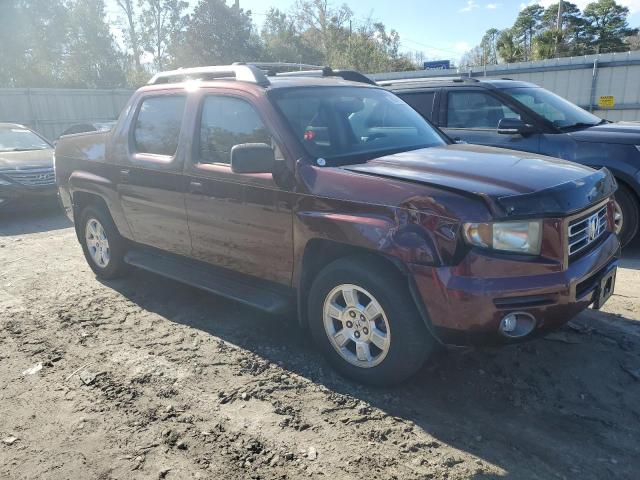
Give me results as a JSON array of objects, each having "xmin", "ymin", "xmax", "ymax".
[
  {"xmin": 533, "ymin": 28, "xmax": 562, "ymax": 59},
  {"xmin": 63, "ymin": 0, "xmax": 126, "ymax": 88},
  {"xmin": 496, "ymin": 29, "xmax": 522, "ymax": 63},
  {"xmin": 332, "ymin": 20, "xmax": 412, "ymax": 73},
  {"xmin": 139, "ymin": 0, "xmax": 189, "ymax": 70},
  {"xmin": 115, "ymin": 0, "xmax": 143, "ymax": 73},
  {"xmin": 0, "ymin": 0, "xmax": 69, "ymax": 87},
  {"xmin": 176, "ymin": 0, "xmax": 263, "ymax": 66},
  {"xmin": 513, "ymin": 4, "xmax": 545, "ymax": 61},
  {"xmin": 540, "ymin": 2, "xmax": 588, "ymax": 56},
  {"xmin": 293, "ymin": 0, "xmax": 353, "ymax": 66},
  {"xmin": 261, "ymin": 8, "xmax": 323, "ymax": 64},
  {"xmin": 583, "ymin": 0, "xmax": 638, "ymax": 53},
  {"xmin": 480, "ymin": 28, "xmax": 501, "ymax": 65}
]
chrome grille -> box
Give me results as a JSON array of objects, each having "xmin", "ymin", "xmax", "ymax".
[
  {"xmin": 2, "ymin": 168, "xmax": 55, "ymax": 186},
  {"xmin": 568, "ymin": 206, "xmax": 607, "ymax": 257}
]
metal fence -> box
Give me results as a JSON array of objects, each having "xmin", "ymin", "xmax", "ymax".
[
  {"xmin": 0, "ymin": 88, "xmax": 133, "ymax": 141},
  {"xmin": 2, "ymin": 52, "xmax": 639, "ymax": 140},
  {"xmin": 370, "ymin": 51, "xmax": 640, "ymax": 122}
]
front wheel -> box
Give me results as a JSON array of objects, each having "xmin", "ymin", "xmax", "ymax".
[
  {"xmin": 308, "ymin": 256, "xmax": 435, "ymax": 386},
  {"xmin": 614, "ymin": 183, "xmax": 639, "ymax": 247}
]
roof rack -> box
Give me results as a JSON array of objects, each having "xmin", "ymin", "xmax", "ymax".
[
  {"xmin": 377, "ymin": 76, "xmax": 479, "ymax": 86},
  {"xmin": 238, "ymin": 62, "xmax": 325, "ymax": 72},
  {"xmin": 146, "ymin": 62, "xmax": 376, "ymax": 87},
  {"xmin": 148, "ymin": 64, "xmax": 270, "ymax": 86},
  {"xmin": 274, "ymin": 66, "xmax": 376, "ymax": 85}
]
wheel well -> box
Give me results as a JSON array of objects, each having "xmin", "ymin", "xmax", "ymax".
[
  {"xmin": 297, "ymin": 239, "xmax": 410, "ymax": 329},
  {"xmin": 71, "ymin": 191, "xmax": 110, "ymax": 240},
  {"xmin": 616, "ymin": 176, "xmax": 640, "ymax": 202}
]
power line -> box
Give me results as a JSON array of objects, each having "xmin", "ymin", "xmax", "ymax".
[{"xmin": 400, "ymin": 37, "xmax": 463, "ymax": 55}]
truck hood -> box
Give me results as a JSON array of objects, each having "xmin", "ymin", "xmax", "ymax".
[
  {"xmin": 343, "ymin": 144, "xmax": 616, "ymax": 218},
  {"xmin": 0, "ymin": 148, "xmax": 54, "ymax": 170},
  {"xmin": 568, "ymin": 121, "xmax": 640, "ymax": 145}
]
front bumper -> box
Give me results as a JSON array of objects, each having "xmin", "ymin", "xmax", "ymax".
[
  {"xmin": 0, "ymin": 185, "xmax": 59, "ymax": 211},
  {"xmin": 410, "ymin": 232, "xmax": 620, "ymax": 346}
]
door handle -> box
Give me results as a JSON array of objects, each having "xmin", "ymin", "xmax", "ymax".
[
  {"xmin": 120, "ymin": 169, "xmax": 130, "ymax": 183},
  {"xmin": 189, "ymin": 180, "xmax": 204, "ymax": 193}
]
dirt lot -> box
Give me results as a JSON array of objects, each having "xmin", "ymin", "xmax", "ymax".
[{"xmin": 1, "ymin": 209, "xmax": 639, "ymax": 480}]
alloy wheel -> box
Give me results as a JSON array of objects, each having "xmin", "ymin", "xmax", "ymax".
[
  {"xmin": 85, "ymin": 218, "xmax": 110, "ymax": 268},
  {"xmin": 322, "ymin": 284, "xmax": 391, "ymax": 368},
  {"xmin": 613, "ymin": 200, "xmax": 624, "ymax": 235}
]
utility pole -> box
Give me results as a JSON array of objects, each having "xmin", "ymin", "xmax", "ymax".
[
  {"xmin": 554, "ymin": 0, "xmax": 564, "ymax": 57},
  {"xmin": 556, "ymin": 0, "xmax": 563, "ymax": 30}
]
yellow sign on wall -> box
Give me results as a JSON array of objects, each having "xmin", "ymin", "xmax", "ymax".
[{"xmin": 598, "ymin": 96, "xmax": 615, "ymax": 109}]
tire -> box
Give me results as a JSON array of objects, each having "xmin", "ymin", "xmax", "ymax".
[
  {"xmin": 307, "ymin": 255, "xmax": 435, "ymax": 386},
  {"xmin": 614, "ymin": 183, "xmax": 639, "ymax": 247},
  {"xmin": 79, "ymin": 205, "xmax": 128, "ymax": 279}
]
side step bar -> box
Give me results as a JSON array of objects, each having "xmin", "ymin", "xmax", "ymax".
[{"xmin": 124, "ymin": 249, "xmax": 294, "ymax": 314}]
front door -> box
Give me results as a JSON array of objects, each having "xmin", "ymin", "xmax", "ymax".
[
  {"xmin": 184, "ymin": 93, "xmax": 294, "ymax": 285},
  {"xmin": 441, "ymin": 89, "xmax": 541, "ymax": 153},
  {"xmin": 117, "ymin": 93, "xmax": 191, "ymax": 256}
]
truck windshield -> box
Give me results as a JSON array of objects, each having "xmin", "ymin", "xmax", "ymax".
[
  {"xmin": 0, "ymin": 127, "xmax": 51, "ymax": 152},
  {"xmin": 505, "ymin": 87, "xmax": 602, "ymax": 130},
  {"xmin": 271, "ymin": 87, "xmax": 447, "ymax": 164}
]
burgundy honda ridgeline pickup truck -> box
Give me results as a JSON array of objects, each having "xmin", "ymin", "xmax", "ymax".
[{"xmin": 55, "ymin": 65, "xmax": 619, "ymax": 386}]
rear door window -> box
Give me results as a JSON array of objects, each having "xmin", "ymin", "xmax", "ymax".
[
  {"xmin": 397, "ymin": 91, "xmax": 436, "ymax": 121},
  {"xmin": 446, "ymin": 90, "xmax": 520, "ymax": 129},
  {"xmin": 133, "ymin": 96, "xmax": 186, "ymax": 156}
]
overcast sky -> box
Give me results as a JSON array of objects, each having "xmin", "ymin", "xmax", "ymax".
[{"xmin": 104, "ymin": 0, "xmax": 640, "ymax": 61}]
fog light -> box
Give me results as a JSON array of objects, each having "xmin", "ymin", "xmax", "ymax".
[
  {"xmin": 499, "ymin": 312, "xmax": 536, "ymax": 338},
  {"xmin": 501, "ymin": 314, "xmax": 517, "ymax": 333}
]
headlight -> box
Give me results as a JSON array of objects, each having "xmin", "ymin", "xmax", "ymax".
[
  {"xmin": 463, "ymin": 220, "xmax": 542, "ymax": 255},
  {"xmin": 0, "ymin": 177, "xmax": 11, "ymax": 186}
]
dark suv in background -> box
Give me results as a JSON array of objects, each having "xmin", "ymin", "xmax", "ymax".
[{"xmin": 382, "ymin": 77, "xmax": 640, "ymax": 246}]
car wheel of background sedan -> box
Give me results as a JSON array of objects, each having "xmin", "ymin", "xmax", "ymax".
[
  {"xmin": 614, "ymin": 183, "xmax": 639, "ymax": 247},
  {"xmin": 308, "ymin": 255, "xmax": 434, "ymax": 386},
  {"xmin": 80, "ymin": 205, "xmax": 128, "ymax": 279}
]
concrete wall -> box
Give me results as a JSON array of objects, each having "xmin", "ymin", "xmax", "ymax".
[
  {"xmin": 370, "ymin": 51, "xmax": 640, "ymax": 122},
  {"xmin": 0, "ymin": 88, "xmax": 133, "ymax": 141}
]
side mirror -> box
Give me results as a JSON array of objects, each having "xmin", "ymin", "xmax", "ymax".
[
  {"xmin": 230, "ymin": 143, "xmax": 275, "ymax": 174},
  {"xmin": 497, "ymin": 118, "xmax": 537, "ymax": 136}
]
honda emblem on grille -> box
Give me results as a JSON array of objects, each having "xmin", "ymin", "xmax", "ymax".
[
  {"xmin": 587, "ymin": 215, "xmax": 598, "ymax": 241},
  {"xmin": 37, "ymin": 174, "xmax": 48, "ymax": 180}
]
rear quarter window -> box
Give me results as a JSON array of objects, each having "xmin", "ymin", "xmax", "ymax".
[{"xmin": 397, "ymin": 91, "xmax": 436, "ymax": 121}]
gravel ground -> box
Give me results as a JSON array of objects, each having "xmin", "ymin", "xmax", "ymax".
[{"xmin": 1, "ymin": 208, "xmax": 639, "ymax": 480}]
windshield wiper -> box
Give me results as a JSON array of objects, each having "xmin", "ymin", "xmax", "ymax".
[{"xmin": 558, "ymin": 122, "xmax": 600, "ymax": 130}]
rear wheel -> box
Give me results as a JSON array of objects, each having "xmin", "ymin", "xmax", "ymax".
[
  {"xmin": 614, "ymin": 183, "xmax": 639, "ymax": 247},
  {"xmin": 308, "ymin": 256, "xmax": 434, "ymax": 386},
  {"xmin": 79, "ymin": 205, "xmax": 128, "ymax": 279}
]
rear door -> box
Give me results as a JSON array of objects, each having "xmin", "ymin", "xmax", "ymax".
[
  {"xmin": 441, "ymin": 88, "xmax": 541, "ymax": 152},
  {"xmin": 116, "ymin": 92, "xmax": 192, "ymax": 255},
  {"xmin": 184, "ymin": 91, "xmax": 294, "ymax": 285},
  {"xmin": 395, "ymin": 89, "xmax": 438, "ymax": 123}
]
